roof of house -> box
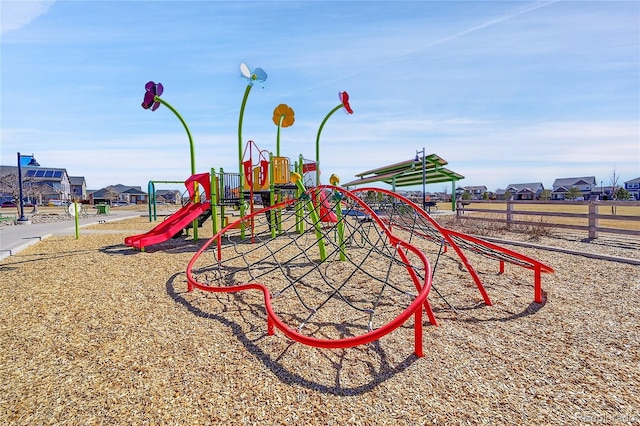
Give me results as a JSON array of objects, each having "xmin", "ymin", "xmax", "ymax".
[
  {"xmin": 69, "ymin": 176, "xmax": 86, "ymax": 185},
  {"xmin": 505, "ymin": 182, "xmax": 544, "ymax": 193},
  {"xmin": 156, "ymin": 189, "xmax": 181, "ymax": 195},
  {"xmin": 625, "ymin": 177, "xmax": 640, "ymax": 184},
  {"xmin": 0, "ymin": 165, "xmax": 69, "ymax": 182},
  {"xmin": 88, "ymin": 185, "xmax": 146, "ymax": 197},
  {"xmin": 23, "ymin": 167, "xmax": 68, "ymax": 181},
  {"xmin": 460, "ymin": 185, "xmax": 487, "ymax": 191},
  {"xmin": 552, "ymin": 176, "xmax": 596, "ymax": 187}
]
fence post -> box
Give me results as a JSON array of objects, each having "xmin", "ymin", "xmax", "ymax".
[
  {"xmin": 506, "ymin": 198, "xmax": 513, "ymax": 228},
  {"xmin": 588, "ymin": 200, "xmax": 598, "ymax": 239}
]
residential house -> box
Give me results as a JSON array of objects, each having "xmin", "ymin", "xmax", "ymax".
[
  {"xmin": 503, "ymin": 182, "xmax": 545, "ymax": 200},
  {"xmin": 458, "ymin": 185, "xmax": 488, "ymax": 200},
  {"xmin": 432, "ymin": 192, "xmax": 453, "ymax": 202},
  {"xmin": 624, "ymin": 177, "xmax": 640, "ymax": 200},
  {"xmin": 69, "ymin": 176, "xmax": 87, "ymax": 201},
  {"xmin": 89, "ymin": 184, "xmax": 147, "ymax": 205},
  {"xmin": 155, "ymin": 189, "xmax": 182, "ymax": 204},
  {"xmin": 551, "ymin": 176, "xmax": 596, "ymax": 200},
  {"xmin": 589, "ymin": 185, "xmax": 616, "ymax": 201},
  {"xmin": 0, "ymin": 165, "xmax": 72, "ymax": 204}
]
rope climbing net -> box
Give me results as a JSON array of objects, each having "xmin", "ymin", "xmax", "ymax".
[
  {"xmin": 350, "ymin": 188, "xmax": 554, "ymax": 306},
  {"xmin": 186, "ymin": 186, "xmax": 436, "ymax": 356},
  {"xmin": 185, "ymin": 184, "xmax": 553, "ymax": 356}
]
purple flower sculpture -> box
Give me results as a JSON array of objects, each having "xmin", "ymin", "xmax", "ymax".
[{"xmin": 141, "ymin": 81, "xmax": 164, "ymax": 111}]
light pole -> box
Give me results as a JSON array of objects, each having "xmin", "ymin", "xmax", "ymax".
[
  {"xmin": 17, "ymin": 152, "xmax": 40, "ymax": 224},
  {"xmin": 414, "ymin": 148, "xmax": 426, "ymax": 211},
  {"xmin": 601, "ymin": 180, "xmax": 603, "ymax": 198}
]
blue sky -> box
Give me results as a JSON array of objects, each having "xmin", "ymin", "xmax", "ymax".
[{"xmin": 1, "ymin": 0, "xmax": 638, "ymax": 193}]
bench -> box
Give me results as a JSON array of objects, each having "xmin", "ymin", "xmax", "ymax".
[
  {"xmin": 456, "ymin": 200, "xmax": 470, "ymax": 213},
  {"xmin": 424, "ymin": 201, "xmax": 438, "ymax": 213}
]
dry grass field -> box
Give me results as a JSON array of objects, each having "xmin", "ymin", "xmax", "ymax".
[
  {"xmin": 1, "ymin": 209, "xmax": 638, "ymax": 425},
  {"xmin": 444, "ymin": 201, "xmax": 640, "ymax": 233}
]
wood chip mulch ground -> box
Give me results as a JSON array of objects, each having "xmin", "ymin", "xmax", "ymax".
[{"xmin": 0, "ymin": 216, "xmax": 638, "ymax": 425}]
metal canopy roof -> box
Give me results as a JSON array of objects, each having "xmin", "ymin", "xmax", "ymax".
[{"xmin": 342, "ymin": 153, "xmax": 464, "ymax": 188}]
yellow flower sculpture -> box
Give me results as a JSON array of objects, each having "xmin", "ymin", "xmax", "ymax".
[
  {"xmin": 272, "ymin": 103, "xmax": 295, "ymax": 127},
  {"xmin": 273, "ymin": 103, "xmax": 295, "ymax": 156}
]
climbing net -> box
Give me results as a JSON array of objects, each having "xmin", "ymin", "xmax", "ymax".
[
  {"xmin": 186, "ymin": 186, "xmax": 435, "ymax": 356},
  {"xmin": 350, "ymin": 188, "xmax": 554, "ymax": 306}
]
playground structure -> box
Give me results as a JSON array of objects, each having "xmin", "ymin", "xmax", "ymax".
[
  {"xmin": 127, "ymin": 63, "xmax": 554, "ymax": 355},
  {"xmin": 126, "ymin": 63, "xmax": 349, "ymax": 250},
  {"xmin": 186, "ymin": 176, "xmax": 554, "ymax": 357},
  {"xmin": 123, "ymin": 147, "xmax": 323, "ymax": 251}
]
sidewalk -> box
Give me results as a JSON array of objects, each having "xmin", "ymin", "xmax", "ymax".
[{"xmin": 0, "ymin": 210, "xmax": 141, "ymax": 261}]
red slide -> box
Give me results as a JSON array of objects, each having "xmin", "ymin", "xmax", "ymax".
[
  {"xmin": 125, "ymin": 202, "xmax": 211, "ymax": 250},
  {"xmin": 316, "ymin": 190, "xmax": 338, "ymax": 223}
]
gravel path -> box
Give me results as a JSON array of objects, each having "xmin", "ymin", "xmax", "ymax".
[{"xmin": 1, "ymin": 214, "xmax": 638, "ymax": 425}]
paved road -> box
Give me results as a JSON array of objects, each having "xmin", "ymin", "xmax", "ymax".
[{"xmin": 0, "ymin": 210, "xmax": 142, "ymax": 261}]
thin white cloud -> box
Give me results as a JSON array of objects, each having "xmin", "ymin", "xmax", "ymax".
[
  {"xmin": 1, "ymin": 1, "xmax": 637, "ymax": 192},
  {"xmin": 0, "ymin": 0, "xmax": 55, "ymax": 35}
]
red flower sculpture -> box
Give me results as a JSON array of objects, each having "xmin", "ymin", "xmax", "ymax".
[{"xmin": 339, "ymin": 91, "xmax": 353, "ymax": 114}]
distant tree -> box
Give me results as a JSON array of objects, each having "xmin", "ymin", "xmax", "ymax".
[
  {"xmin": 22, "ymin": 178, "xmax": 47, "ymax": 206},
  {"xmin": 565, "ymin": 186, "xmax": 582, "ymax": 200},
  {"xmin": 614, "ymin": 187, "xmax": 631, "ymax": 200},
  {"xmin": 104, "ymin": 186, "xmax": 119, "ymax": 205},
  {"xmin": 461, "ymin": 190, "xmax": 471, "ymax": 200},
  {"xmin": 0, "ymin": 169, "xmax": 19, "ymax": 200},
  {"xmin": 482, "ymin": 191, "xmax": 489, "ymax": 200},
  {"xmin": 539, "ymin": 189, "xmax": 551, "ymax": 200},
  {"xmin": 609, "ymin": 166, "xmax": 620, "ymax": 193}
]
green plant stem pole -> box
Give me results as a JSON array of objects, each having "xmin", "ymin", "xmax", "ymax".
[
  {"xmin": 148, "ymin": 181, "xmax": 156, "ymax": 222},
  {"xmin": 74, "ymin": 202, "xmax": 79, "ymax": 240},
  {"xmin": 296, "ymin": 155, "xmax": 304, "ymax": 235},
  {"xmin": 269, "ymin": 153, "xmax": 277, "ymax": 238},
  {"xmin": 155, "ymin": 96, "xmax": 198, "ymax": 240},
  {"xmin": 315, "ymin": 103, "xmax": 344, "ymax": 185},
  {"xmin": 333, "ymin": 192, "xmax": 346, "ymax": 261},
  {"xmin": 276, "ymin": 115, "xmax": 284, "ymax": 157},
  {"xmin": 291, "ymin": 173, "xmax": 326, "ymax": 262},
  {"xmin": 237, "ymin": 85, "xmax": 253, "ymax": 239},
  {"xmin": 210, "ymin": 168, "xmax": 219, "ymax": 237},
  {"xmin": 273, "ymin": 116, "xmax": 286, "ymax": 236}
]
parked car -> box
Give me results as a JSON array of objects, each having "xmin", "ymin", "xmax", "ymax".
[
  {"xmin": 111, "ymin": 201, "xmax": 129, "ymax": 206},
  {"xmin": 1, "ymin": 201, "xmax": 17, "ymax": 208},
  {"xmin": 48, "ymin": 200, "xmax": 69, "ymax": 206}
]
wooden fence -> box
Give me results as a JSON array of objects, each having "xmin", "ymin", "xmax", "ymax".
[{"xmin": 455, "ymin": 199, "xmax": 640, "ymax": 239}]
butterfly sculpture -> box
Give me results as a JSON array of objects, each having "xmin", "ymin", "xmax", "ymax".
[{"xmin": 240, "ymin": 63, "xmax": 268, "ymax": 86}]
